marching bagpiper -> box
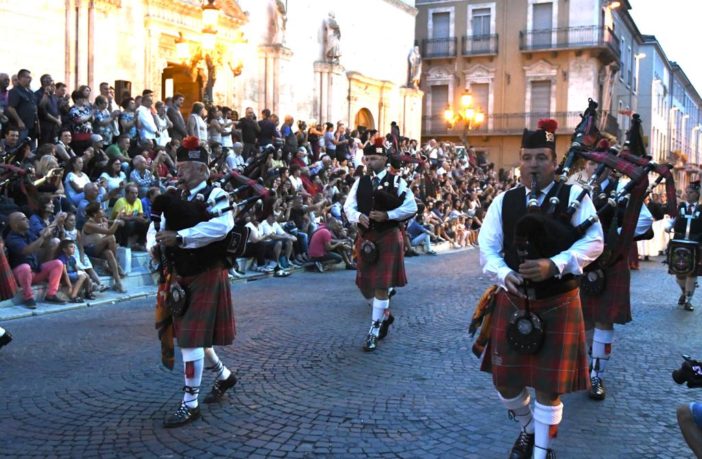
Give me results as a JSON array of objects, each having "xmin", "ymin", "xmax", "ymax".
[
  {"xmin": 343, "ymin": 137, "xmax": 417, "ymax": 352},
  {"xmin": 668, "ymin": 180, "xmax": 702, "ymax": 311}
]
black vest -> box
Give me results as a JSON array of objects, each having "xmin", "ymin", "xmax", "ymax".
[
  {"xmin": 502, "ymin": 182, "xmax": 577, "ymax": 294},
  {"xmin": 356, "ymin": 173, "xmax": 403, "ymax": 233},
  {"xmin": 165, "ymin": 185, "xmax": 230, "ymax": 276},
  {"xmin": 674, "ymin": 202, "xmax": 702, "ymax": 243},
  {"xmin": 593, "ymin": 178, "xmax": 625, "ymax": 245}
]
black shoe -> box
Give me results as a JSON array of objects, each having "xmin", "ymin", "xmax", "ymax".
[
  {"xmin": 378, "ymin": 314, "xmax": 395, "ymax": 340},
  {"xmin": 363, "ymin": 333, "xmax": 378, "ymax": 352},
  {"xmin": 44, "ymin": 295, "xmax": 67, "ymax": 304},
  {"xmin": 679, "ymin": 294, "xmax": 687, "ymax": 306},
  {"xmin": 509, "ymin": 429, "xmax": 535, "ymax": 459},
  {"xmin": 685, "ymin": 302, "xmax": 695, "ymax": 311},
  {"xmin": 163, "ymin": 403, "xmax": 201, "ymax": 428},
  {"xmin": 24, "ymin": 298, "xmax": 37, "ymax": 310},
  {"xmin": 0, "ymin": 330, "xmax": 12, "ymax": 350},
  {"xmin": 203, "ymin": 374, "xmax": 238, "ymax": 404},
  {"xmin": 589, "ymin": 376, "xmax": 606, "ymax": 401}
]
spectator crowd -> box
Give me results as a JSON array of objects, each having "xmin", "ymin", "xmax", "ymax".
[{"xmin": 0, "ymin": 67, "xmax": 517, "ymax": 309}]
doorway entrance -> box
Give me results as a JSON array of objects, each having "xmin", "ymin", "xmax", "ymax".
[
  {"xmin": 354, "ymin": 108, "xmax": 375, "ymax": 130},
  {"xmin": 161, "ymin": 64, "xmax": 204, "ymax": 112}
]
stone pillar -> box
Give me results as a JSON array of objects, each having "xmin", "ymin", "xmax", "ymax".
[
  {"xmin": 313, "ymin": 62, "xmax": 346, "ymax": 124},
  {"xmin": 399, "ymin": 86, "xmax": 424, "ymax": 141},
  {"xmin": 258, "ymin": 44, "xmax": 293, "ymax": 113}
]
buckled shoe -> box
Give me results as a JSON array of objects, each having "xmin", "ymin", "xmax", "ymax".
[
  {"xmin": 589, "ymin": 376, "xmax": 606, "ymax": 401},
  {"xmin": 163, "ymin": 403, "xmax": 201, "ymax": 428},
  {"xmin": 509, "ymin": 429, "xmax": 535, "ymax": 459},
  {"xmin": 203, "ymin": 374, "xmax": 238, "ymax": 404}
]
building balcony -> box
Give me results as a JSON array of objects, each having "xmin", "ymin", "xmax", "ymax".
[
  {"xmin": 519, "ymin": 26, "xmax": 620, "ymax": 61},
  {"xmin": 421, "ymin": 37, "xmax": 458, "ymax": 59},
  {"xmin": 422, "ymin": 111, "xmax": 618, "ymax": 138},
  {"xmin": 461, "ymin": 34, "xmax": 499, "ymax": 56}
]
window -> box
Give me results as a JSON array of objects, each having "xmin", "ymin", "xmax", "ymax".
[
  {"xmin": 532, "ymin": 2, "xmax": 553, "ymax": 48},
  {"xmin": 471, "ymin": 7, "xmax": 492, "ymax": 53},
  {"xmin": 432, "ymin": 12, "xmax": 450, "ymax": 39},
  {"xmin": 471, "ymin": 83, "xmax": 489, "ymax": 114},
  {"xmin": 620, "ymin": 38, "xmax": 625, "ymax": 81},
  {"xmin": 530, "ymin": 80, "xmax": 551, "ymax": 128},
  {"xmin": 431, "ymin": 85, "xmax": 449, "ymax": 131}
]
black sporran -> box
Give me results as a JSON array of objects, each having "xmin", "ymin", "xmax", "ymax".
[
  {"xmin": 580, "ymin": 268, "xmax": 606, "ymax": 296},
  {"xmin": 506, "ymin": 309, "xmax": 545, "ymax": 355},
  {"xmin": 167, "ymin": 281, "xmax": 188, "ymax": 317},
  {"xmin": 360, "ymin": 240, "xmax": 379, "ymax": 265}
]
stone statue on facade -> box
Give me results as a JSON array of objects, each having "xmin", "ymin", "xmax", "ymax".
[
  {"xmin": 268, "ymin": 0, "xmax": 287, "ymax": 45},
  {"xmin": 324, "ymin": 12, "xmax": 341, "ymax": 63},
  {"xmin": 408, "ymin": 45, "xmax": 422, "ymax": 89}
]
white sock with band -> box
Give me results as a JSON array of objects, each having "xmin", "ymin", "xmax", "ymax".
[
  {"xmin": 370, "ymin": 298, "xmax": 389, "ymax": 336},
  {"xmin": 533, "ymin": 401, "xmax": 563, "ymax": 459},
  {"xmin": 591, "ymin": 328, "xmax": 614, "ymax": 378},
  {"xmin": 181, "ymin": 347, "xmax": 204, "ymax": 409},
  {"xmin": 204, "ymin": 347, "xmax": 232, "ymax": 381},
  {"xmin": 498, "ymin": 388, "xmax": 534, "ymax": 434}
]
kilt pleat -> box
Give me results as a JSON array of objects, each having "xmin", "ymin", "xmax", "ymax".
[
  {"xmin": 480, "ymin": 288, "xmax": 590, "ymax": 395},
  {"xmin": 581, "ymin": 258, "xmax": 632, "ymax": 325},
  {"xmin": 173, "ymin": 267, "xmax": 235, "ymax": 348},
  {"xmin": 355, "ymin": 228, "xmax": 407, "ymax": 298},
  {"xmin": 0, "ymin": 242, "xmax": 17, "ymax": 301}
]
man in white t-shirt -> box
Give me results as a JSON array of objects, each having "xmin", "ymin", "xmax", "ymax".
[
  {"xmin": 259, "ymin": 213, "xmax": 297, "ymax": 271},
  {"xmin": 225, "ymin": 142, "xmax": 246, "ymax": 172},
  {"xmin": 136, "ymin": 92, "xmax": 158, "ymax": 142}
]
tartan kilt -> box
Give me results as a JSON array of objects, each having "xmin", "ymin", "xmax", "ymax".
[
  {"xmin": 480, "ymin": 288, "xmax": 590, "ymax": 395},
  {"xmin": 581, "ymin": 258, "xmax": 632, "ymax": 325},
  {"xmin": 0, "ymin": 241, "xmax": 17, "ymax": 301},
  {"xmin": 173, "ymin": 266, "xmax": 235, "ymax": 348},
  {"xmin": 355, "ymin": 227, "xmax": 407, "ymax": 299}
]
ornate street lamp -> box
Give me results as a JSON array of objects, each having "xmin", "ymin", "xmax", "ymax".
[
  {"xmin": 444, "ymin": 90, "xmax": 485, "ymax": 147},
  {"xmin": 201, "ymin": 0, "xmax": 220, "ymax": 30}
]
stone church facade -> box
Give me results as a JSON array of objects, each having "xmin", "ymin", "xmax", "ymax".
[{"xmin": 0, "ymin": 0, "xmax": 423, "ymax": 139}]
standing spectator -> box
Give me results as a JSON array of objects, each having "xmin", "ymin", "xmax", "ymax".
[
  {"xmin": 333, "ymin": 122, "xmax": 350, "ymax": 163},
  {"xmin": 36, "ymin": 74, "xmax": 61, "ymax": 145},
  {"xmin": 136, "ymin": 92, "xmax": 158, "ymax": 143},
  {"xmin": 154, "ymin": 101, "xmax": 172, "ymax": 147},
  {"xmin": 308, "ymin": 122, "xmax": 324, "ymax": 162},
  {"xmin": 187, "ymin": 102, "xmax": 208, "ymax": 144},
  {"xmin": 98, "ymin": 82, "xmax": 120, "ymax": 138},
  {"xmin": 257, "ymin": 108, "xmax": 276, "ymax": 148},
  {"xmin": 207, "ymin": 106, "xmax": 224, "ymax": 145},
  {"xmin": 67, "ymin": 89, "xmax": 94, "ymax": 154},
  {"xmin": 220, "ymin": 107, "xmax": 234, "ymax": 150},
  {"xmin": 323, "ymin": 122, "xmax": 335, "ymax": 158},
  {"xmin": 119, "ymin": 97, "xmax": 138, "ymax": 145},
  {"xmin": 6, "ymin": 69, "xmax": 37, "ymax": 144},
  {"xmin": 281, "ymin": 115, "xmax": 297, "ymax": 161},
  {"xmin": 237, "ymin": 106, "xmax": 260, "ymax": 159},
  {"xmin": 93, "ymin": 95, "xmax": 118, "ymax": 144},
  {"xmin": 0, "ymin": 73, "xmax": 10, "ymax": 117},
  {"xmin": 5, "ymin": 212, "xmax": 66, "ymax": 308},
  {"xmin": 166, "ymin": 93, "xmax": 188, "ymax": 141}
]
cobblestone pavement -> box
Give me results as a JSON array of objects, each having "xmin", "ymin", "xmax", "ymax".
[{"xmin": 0, "ymin": 250, "xmax": 699, "ymax": 458}]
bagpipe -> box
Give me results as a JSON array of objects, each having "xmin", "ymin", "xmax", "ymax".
[{"xmin": 150, "ymin": 170, "xmax": 270, "ymax": 282}]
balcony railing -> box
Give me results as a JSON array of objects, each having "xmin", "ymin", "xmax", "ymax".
[
  {"xmin": 519, "ymin": 26, "xmax": 620, "ymax": 59},
  {"xmin": 423, "ymin": 111, "xmax": 614, "ymax": 137},
  {"xmin": 421, "ymin": 37, "xmax": 458, "ymax": 58},
  {"xmin": 462, "ymin": 34, "xmax": 499, "ymax": 56}
]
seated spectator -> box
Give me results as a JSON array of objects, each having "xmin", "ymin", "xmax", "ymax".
[
  {"xmin": 141, "ymin": 186, "xmax": 161, "ymax": 221},
  {"xmin": 308, "ymin": 218, "xmax": 354, "ymax": 272},
  {"xmin": 111, "ymin": 183, "xmax": 149, "ymax": 250},
  {"xmin": 5, "ymin": 212, "xmax": 66, "ymax": 308},
  {"xmin": 129, "ymin": 155, "xmax": 157, "ymax": 198},
  {"xmin": 406, "ymin": 214, "xmax": 438, "ymax": 255},
  {"xmin": 61, "ymin": 211, "xmax": 106, "ymax": 291},
  {"xmin": 81, "ymin": 202, "xmax": 126, "ymax": 292},
  {"xmin": 259, "ymin": 213, "xmax": 297, "ymax": 271},
  {"xmin": 56, "ymin": 239, "xmax": 94, "ymax": 302},
  {"xmin": 242, "ymin": 215, "xmax": 274, "ymax": 273},
  {"xmin": 64, "ymin": 155, "xmax": 90, "ymax": 206},
  {"xmin": 225, "ymin": 142, "xmax": 246, "ymax": 173},
  {"xmin": 99, "ymin": 157, "xmax": 127, "ymax": 205},
  {"xmin": 77, "ymin": 181, "xmax": 116, "ymax": 229},
  {"xmin": 28, "ymin": 194, "xmax": 65, "ymax": 262},
  {"xmin": 54, "ymin": 129, "xmax": 76, "ymax": 162},
  {"xmin": 105, "ymin": 134, "xmax": 131, "ymax": 163},
  {"xmin": 0, "ymin": 128, "xmax": 20, "ymax": 160}
]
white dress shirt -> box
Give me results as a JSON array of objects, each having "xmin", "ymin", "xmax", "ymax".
[
  {"xmin": 599, "ymin": 178, "xmax": 654, "ymax": 237},
  {"xmin": 343, "ymin": 169, "xmax": 418, "ymax": 223},
  {"xmin": 146, "ymin": 180, "xmax": 234, "ymax": 251},
  {"xmin": 136, "ymin": 106, "xmax": 158, "ymax": 141},
  {"xmin": 478, "ymin": 181, "xmax": 604, "ymax": 291}
]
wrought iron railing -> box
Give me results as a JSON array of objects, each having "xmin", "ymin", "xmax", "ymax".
[
  {"xmin": 422, "ymin": 37, "xmax": 458, "ymax": 58},
  {"xmin": 461, "ymin": 34, "xmax": 498, "ymax": 56},
  {"xmin": 519, "ymin": 26, "xmax": 620, "ymax": 59}
]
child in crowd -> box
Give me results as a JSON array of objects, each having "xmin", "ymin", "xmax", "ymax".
[
  {"xmin": 57, "ymin": 239, "xmax": 95, "ymax": 302},
  {"xmin": 61, "ymin": 212, "xmax": 108, "ymax": 292}
]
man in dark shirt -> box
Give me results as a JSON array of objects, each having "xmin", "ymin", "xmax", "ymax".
[
  {"xmin": 257, "ymin": 108, "xmax": 277, "ymax": 148},
  {"xmin": 167, "ymin": 93, "xmax": 188, "ymax": 141},
  {"xmin": 35, "ymin": 74, "xmax": 61, "ymax": 145},
  {"xmin": 5, "ymin": 212, "xmax": 66, "ymax": 309},
  {"xmin": 6, "ymin": 69, "xmax": 37, "ymax": 144},
  {"xmin": 237, "ymin": 106, "xmax": 260, "ymax": 159}
]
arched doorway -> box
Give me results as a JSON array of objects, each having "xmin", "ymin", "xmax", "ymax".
[
  {"xmin": 161, "ymin": 64, "xmax": 204, "ymax": 108},
  {"xmin": 354, "ymin": 108, "xmax": 375, "ymax": 130}
]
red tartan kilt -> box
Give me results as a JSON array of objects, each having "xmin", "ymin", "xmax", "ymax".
[
  {"xmin": 581, "ymin": 258, "xmax": 632, "ymax": 325},
  {"xmin": 480, "ymin": 288, "xmax": 590, "ymax": 395},
  {"xmin": 0, "ymin": 242, "xmax": 17, "ymax": 300},
  {"xmin": 173, "ymin": 266, "xmax": 235, "ymax": 348},
  {"xmin": 355, "ymin": 228, "xmax": 407, "ymax": 298}
]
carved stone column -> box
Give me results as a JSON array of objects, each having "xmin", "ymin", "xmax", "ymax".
[
  {"xmin": 258, "ymin": 44, "xmax": 293, "ymax": 114},
  {"xmin": 313, "ymin": 61, "xmax": 346, "ymax": 124},
  {"xmin": 399, "ymin": 86, "xmax": 425, "ymax": 142}
]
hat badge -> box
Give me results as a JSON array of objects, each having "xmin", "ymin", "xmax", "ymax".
[{"xmin": 545, "ymin": 131, "xmax": 555, "ymax": 143}]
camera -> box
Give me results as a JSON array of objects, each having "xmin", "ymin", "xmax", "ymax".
[{"xmin": 673, "ymin": 355, "xmax": 702, "ymax": 388}]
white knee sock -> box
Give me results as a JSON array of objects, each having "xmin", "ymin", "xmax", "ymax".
[
  {"xmin": 370, "ymin": 298, "xmax": 389, "ymax": 336},
  {"xmin": 0, "ymin": 326, "xmax": 5, "ymax": 337},
  {"xmin": 204, "ymin": 347, "xmax": 232, "ymax": 381},
  {"xmin": 533, "ymin": 401, "xmax": 563, "ymax": 459},
  {"xmin": 591, "ymin": 328, "xmax": 614, "ymax": 379},
  {"xmin": 181, "ymin": 347, "xmax": 204, "ymax": 408},
  {"xmin": 498, "ymin": 388, "xmax": 534, "ymax": 434}
]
